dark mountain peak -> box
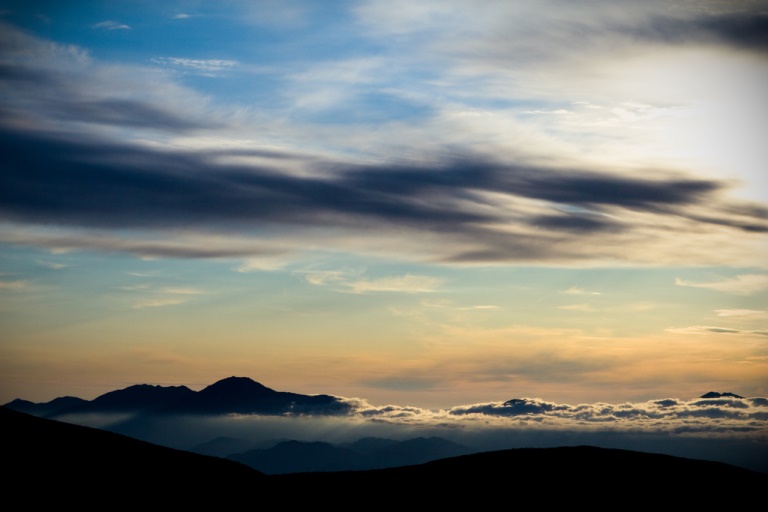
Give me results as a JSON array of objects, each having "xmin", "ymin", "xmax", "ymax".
[
  {"xmin": 181, "ymin": 376, "xmax": 287, "ymax": 414},
  {"xmin": 199, "ymin": 376, "xmax": 275, "ymax": 397},
  {"xmin": 339, "ymin": 437, "xmax": 399, "ymax": 454},
  {"xmin": 700, "ymin": 391, "xmax": 744, "ymax": 399},
  {"xmin": 229, "ymin": 439, "xmax": 370, "ymax": 474},
  {"xmin": 4, "ymin": 398, "xmax": 33, "ymax": 408}
]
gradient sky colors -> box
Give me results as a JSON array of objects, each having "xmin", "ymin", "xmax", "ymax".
[{"xmin": 1, "ymin": 1, "xmax": 766, "ymax": 410}]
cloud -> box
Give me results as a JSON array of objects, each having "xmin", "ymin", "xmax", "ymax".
[
  {"xmin": 665, "ymin": 325, "xmax": 768, "ymax": 336},
  {"xmin": 152, "ymin": 57, "xmax": 240, "ymax": 76},
  {"xmin": 0, "ymin": 227, "xmax": 295, "ymax": 260},
  {"xmin": 0, "ymin": 22, "xmax": 226, "ymax": 133},
  {"xmin": 561, "ymin": 287, "xmax": 602, "ymax": 295},
  {"xmin": 1, "ymin": 123, "xmax": 765, "ymax": 267},
  {"xmin": 715, "ymin": 309, "xmax": 767, "ymax": 319},
  {"xmin": 346, "ymin": 394, "xmax": 768, "ymax": 437},
  {"xmin": 131, "ymin": 297, "xmax": 188, "ymax": 310},
  {"xmin": 235, "ymin": 257, "xmax": 290, "ymax": 272},
  {"xmin": 558, "ymin": 304, "xmax": 595, "ymax": 312},
  {"xmin": 0, "ymin": 14, "xmax": 766, "ymax": 268},
  {"xmin": 122, "ymin": 284, "xmax": 205, "ymax": 309},
  {"xmin": 0, "ymin": 279, "xmax": 28, "ymax": 291},
  {"xmin": 300, "ymin": 270, "xmax": 352, "ymax": 286},
  {"xmin": 36, "ymin": 260, "xmax": 68, "ymax": 269},
  {"xmin": 344, "ymin": 274, "xmax": 443, "ymax": 294},
  {"xmin": 675, "ymin": 275, "xmax": 768, "ymax": 295},
  {"xmin": 173, "ymin": 14, "xmax": 192, "ymax": 19},
  {"xmin": 93, "ymin": 21, "xmax": 131, "ymax": 30},
  {"xmin": 159, "ymin": 287, "xmax": 205, "ymax": 295}
]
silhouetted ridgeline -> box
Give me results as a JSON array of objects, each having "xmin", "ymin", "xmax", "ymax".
[
  {"xmin": 226, "ymin": 436, "xmax": 475, "ymax": 473},
  {"xmin": 3, "ymin": 406, "xmax": 766, "ymax": 508},
  {"xmin": 3, "ymin": 376, "xmax": 352, "ymax": 417}
]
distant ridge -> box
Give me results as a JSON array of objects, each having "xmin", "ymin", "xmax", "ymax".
[
  {"xmin": 3, "ymin": 376, "xmax": 352, "ymax": 418},
  {"xmin": 228, "ymin": 436, "xmax": 474, "ymax": 474},
  {"xmin": 3, "ymin": 396, "xmax": 88, "ymax": 417}
]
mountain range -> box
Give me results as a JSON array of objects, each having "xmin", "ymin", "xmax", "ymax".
[
  {"xmin": 4, "ymin": 405, "xmax": 765, "ymax": 508},
  {"xmin": 5, "ymin": 376, "xmax": 764, "ymax": 477},
  {"xmin": 4, "ymin": 375, "xmax": 352, "ymax": 417}
]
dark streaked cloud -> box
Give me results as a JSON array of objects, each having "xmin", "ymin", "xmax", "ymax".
[
  {"xmin": 614, "ymin": 12, "xmax": 768, "ymax": 52},
  {"xmin": 53, "ymin": 98, "xmax": 215, "ymax": 132},
  {"xmin": 1, "ymin": 124, "xmax": 763, "ymax": 265}
]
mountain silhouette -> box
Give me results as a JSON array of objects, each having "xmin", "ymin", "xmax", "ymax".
[
  {"xmin": 3, "ymin": 376, "xmax": 352, "ymax": 417},
  {"xmin": 5, "ymin": 405, "xmax": 765, "ymax": 508},
  {"xmin": 227, "ymin": 436, "xmax": 474, "ymax": 474},
  {"xmin": 229, "ymin": 440, "xmax": 371, "ymax": 473},
  {"xmin": 4, "ymin": 395, "xmax": 88, "ymax": 417},
  {"xmin": 169, "ymin": 376, "xmax": 351, "ymax": 415}
]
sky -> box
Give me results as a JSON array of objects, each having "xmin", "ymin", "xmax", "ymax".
[{"xmin": 1, "ymin": 0, "xmax": 767, "ymax": 413}]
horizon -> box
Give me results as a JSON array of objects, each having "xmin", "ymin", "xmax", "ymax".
[
  {"xmin": 7, "ymin": 374, "xmax": 768, "ymax": 474},
  {"xmin": 1, "ymin": 1, "xmax": 767, "ymax": 414},
  {"xmin": 3, "ymin": 373, "xmax": 758, "ymax": 406}
]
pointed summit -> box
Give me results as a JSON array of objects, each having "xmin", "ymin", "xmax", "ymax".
[
  {"xmin": 200, "ymin": 376, "xmax": 275, "ymax": 395},
  {"xmin": 186, "ymin": 376, "xmax": 278, "ymax": 414}
]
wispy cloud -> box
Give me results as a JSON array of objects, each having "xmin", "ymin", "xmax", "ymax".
[
  {"xmin": 159, "ymin": 287, "xmax": 204, "ymax": 295},
  {"xmin": 36, "ymin": 260, "xmax": 68, "ymax": 269},
  {"xmin": 561, "ymin": 287, "xmax": 602, "ymax": 295},
  {"xmin": 558, "ymin": 304, "xmax": 596, "ymax": 312},
  {"xmin": 675, "ymin": 275, "xmax": 768, "ymax": 295},
  {"xmin": 300, "ymin": 270, "xmax": 352, "ymax": 286},
  {"xmin": 715, "ymin": 309, "xmax": 767, "ymax": 319},
  {"xmin": 131, "ymin": 297, "xmax": 187, "ymax": 309},
  {"xmin": 93, "ymin": 20, "xmax": 131, "ymax": 30},
  {"xmin": 0, "ymin": 279, "xmax": 29, "ymax": 291},
  {"xmin": 665, "ymin": 325, "xmax": 768, "ymax": 336},
  {"xmin": 122, "ymin": 284, "xmax": 205, "ymax": 309},
  {"xmin": 152, "ymin": 57, "xmax": 240, "ymax": 75},
  {"xmin": 345, "ymin": 274, "xmax": 443, "ymax": 294},
  {"xmin": 235, "ymin": 257, "xmax": 289, "ymax": 272}
]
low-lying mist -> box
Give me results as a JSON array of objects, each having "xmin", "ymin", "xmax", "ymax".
[{"xmin": 55, "ymin": 394, "xmax": 768, "ymax": 474}]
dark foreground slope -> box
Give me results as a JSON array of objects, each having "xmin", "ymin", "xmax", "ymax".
[
  {"xmin": 2, "ymin": 406, "xmax": 266, "ymax": 506},
  {"xmin": 3, "ymin": 406, "xmax": 765, "ymax": 508}
]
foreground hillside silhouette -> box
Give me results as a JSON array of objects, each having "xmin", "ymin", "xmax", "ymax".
[{"xmin": 4, "ymin": 406, "xmax": 765, "ymax": 508}]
